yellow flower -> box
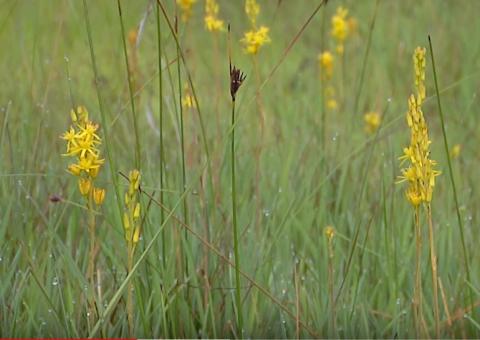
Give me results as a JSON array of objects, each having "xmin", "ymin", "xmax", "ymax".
[
  {"xmin": 177, "ymin": 0, "xmax": 197, "ymax": 22},
  {"xmin": 241, "ymin": 26, "xmax": 270, "ymax": 55},
  {"xmin": 182, "ymin": 94, "xmax": 195, "ymax": 109},
  {"xmin": 318, "ymin": 51, "xmax": 334, "ymax": 80},
  {"xmin": 327, "ymin": 99, "xmax": 338, "ymax": 110},
  {"xmin": 413, "ymin": 47, "xmax": 426, "ymax": 104},
  {"xmin": 78, "ymin": 178, "xmax": 92, "ymax": 196},
  {"xmin": 364, "ymin": 111, "xmax": 381, "ymax": 134},
  {"xmin": 124, "ymin": 169, "xmax": 142, "ymax": 245},
  {"xmin": 331, "ymin": 6, "xmax": 349, "ymax": 55},
  {"xmin": 245, "ymin": 0, "xmax": 260, "ymax": 27},
  {"xmin": 324, "ymin": 225, "xmax": 335, "ymax": 241},
  {"xmin": 93, "ymin": 187, "xmax": 106, "ymax": 205},
  {"xmin": 451, "ymin": 144, "xmax": 461, "ymax": 159},
  {"xmin": 62, "ymin": 106, "xmax": 104, "ymax": 185},
  {"xmin": 398, "ymin": 47, "xmax": 440, "ymax": 206},
  {"xmin": 205, "ymin": 0, "xmax": 224, "ymax": 32}
]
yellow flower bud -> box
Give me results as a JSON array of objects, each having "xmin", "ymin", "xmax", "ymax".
[
  {"xmin": 68, "ymin": 164, "xmax": 82, "ymax": 176},
  {"xmin": 324, "ymin": 226, "xmax": 335, "ymax": 241},
  {"xmin": 123, "ymin": 212, "xmax": 130, "ymax": 230},
  {"xmin": 70, "ymin": 109, "xmax": 77, "ymax": 122},
  {"xmin": 133, "ymin": 203, "xmax": 141, "ymax": 219},
  {"xmin": 133, "ymin": 227, "xmax": 140, "ymax": 244},
  {"xmin": 93, "ymin": 187, "xmax": 106, "ymax": 205},
  {"xmin": 78, "ymin": 178, "xmax": 92, "ymax": 196}
]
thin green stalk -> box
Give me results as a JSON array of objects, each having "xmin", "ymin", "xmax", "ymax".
[
  {"xmin": 117, "ymin": 0, "xmax": 141, "ymax": 170},
  {"xmin": 176, "ymin": 19, "xmax": 188, "ymax": 230},
  {"xmin": 127, "ymin": 244, "xmax": 134, "ymax": 336},
  {"xmin": 64, "ymin": 57, "xmax": 76, "ymax": 109},
  {"xmin": 427, "ymin": 204, "xmax": 440, "ymax": 338},
  {"xmin": 174, "ymin": 9, "xmax": 189, "ymax": 283},
  {"xmin": 428, "ymin": 35, "xmax": 473, "ymax": 318},
  {"xmin": 231, "ymin": 99, "xmax": 243, "ymax": 337},
  {"xmin": 82, "ymin": 0, "xmax": 123, "ymax": 221},
  {"xmin": 156, "ymin": 1, "xmax": 166, "ymax": 269},
  {"xmin": 87, "ymin": 193, "xmax": 96, "ymax": 328},
  {"xmin": 413, "ymin": 206, "xmax": 424, "ymax": 338}
]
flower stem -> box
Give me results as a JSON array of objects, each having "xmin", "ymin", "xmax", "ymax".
[
  {"xmin": 427, "ymin": 204, "xmax": 440, "ymax": 337},
  {"xmin": 231, "ymin": 99, "xmax": 243, "ymax": 337},
  {"xmin": 156, "ymin": 1, "xmax": 166, "ymax": 270}
]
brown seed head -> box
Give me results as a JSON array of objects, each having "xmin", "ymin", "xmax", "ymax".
[{"xmin": 229, "ymin": 64, "xmax": 246, "ymax": 101}]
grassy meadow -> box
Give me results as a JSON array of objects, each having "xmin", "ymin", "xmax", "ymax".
[{"xmin": 2, "ymin": 0, "xmax": 480, "ymax": 337}]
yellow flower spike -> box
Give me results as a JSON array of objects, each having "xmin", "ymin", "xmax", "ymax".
[
  {"xmin": 245, "ymin": 0, "xmax": 260, "ymax": 27},
  {"xmin": 241, "ymin": 26, "xmax": 270, "ymax": 55},
  {"xmin": 78, "ymin": 178, "xmax": 92, "ymax": 196},
  {"xmin": 327, "ymin": 99, "xmax": 338, "ymax": 110},
  {"xmin": 177, "ymin": 0, "xmax": 197, "ymax": 22},
  {"xmin": 451, "ymin": 144, "xmax": 461, "ymax": 159},
  {"xmin": 399, "ymin": 47, "xmax": 440, "ymax": 206},
  {"xmin": 318, "ymin": 51, "xmax": 334, "ymax": 80},
  {"xmin": 93, "ymin": 187, "xmax": 106, "ymax": 205},
  {"xmin": 413, "ymin": 47, "xmax": 426, "ymax": 104},
  {"xmin": 204, "ymin": 0, "xmax": 224, "ymax": 32},
  {"xmin": 364, "ymin": 111, "xmax": 381, "ymax": 134},
  {"xmin": 331, "ymin": 6, "xmax": 349, "ymax": 55},
  {"xmin": 324, "ymin": 225, "xmax": 335, "ymax": 241}
]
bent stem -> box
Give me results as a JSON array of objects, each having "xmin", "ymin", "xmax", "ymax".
[
  {"xmin": 231, "ymin": 99, "xmax": 243, "ymax": 337},
  {"xmin": 428, "ymin": 35, "xmax": 473, "ymax": 321}
]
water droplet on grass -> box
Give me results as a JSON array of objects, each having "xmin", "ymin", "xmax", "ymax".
[{"xmin": 52, "ymin": 277, "xmax": 59, "ymax": 286}]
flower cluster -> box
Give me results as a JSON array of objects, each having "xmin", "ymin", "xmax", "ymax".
[
  {"xmin": 364, "ymin": 111, "xmax": 381, "ymax": 134},
  {"xmin": 204, "ymin": 0, "xmax": 224, "ymax": 32},
  {"xmin": 399, "ymin": 47, "xmax": 440, "ymax": 206},
  {"xmin": 245, "ymin": 0, "xmax": 260, "ymax": 27},
  {"xmin": 331, "ymin": 6, "xmax": 353, "ymax": 55},
  {"xmin": 182, "ymin": 84, "xmax": 196, "ymax": 109},
  {"xmin": 241, "ymin": 0, "xmax": 270, "ymax": 55},
  {"xmin": 318, "ymin": 51, "xmax": 337, "ymax": 110},
  {"xmin": 124, "ymin": 169, "xmax": 142, "ymax": 246},
  {"xmin": 177, "ymin": 0, "xmax": 197, "ymax": 22},
  {"xmin": 61, "ymin": 106, "xmax": 106, "ymax": 205},
  {"xmin": 241, "ymin": 26, "xmax": 270, "ymax": 55},
  {"xmin": 318, "ymin": 51, "xmax": 334, "ymax": 81}
]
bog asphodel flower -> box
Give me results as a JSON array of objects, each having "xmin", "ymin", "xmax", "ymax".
[
  {"xmin": 124, "ymin": 169, "xmax": 142, "ymax": 246},
  {"xmin": 398, "ymin": 47, "xmax": 440, "ymax": 206},
  {"xmin": 204, "ymin": 0, "xmax": 224, "ymax": 32},
  {"xmin": 241, "ymin": 26, "xmax": 270, "ymax": 55},
  {"xmin": 242, "ymin": 0, "xmax": 270, "ymax": 55},
  {"xmin": 451, "ymin": 144, "xmax": 461, "ymax": 159},
  {"xmin": 245, "ymin": 0, "xmax": 260, "ymax": 27},
  {"xmin": 177, "ymin": 0, "xmax": 197, "ymax": 22},
  {"xmin": 364, "ymin": 111, "xmax": 381, "ymax": 134},
  {"xmin": 318, "ymin": 51, "xmax": 334, "ymax": 80},
  {"xmin": 331, "ymin": 6, "xmax": 351, "ymax": 55},
  {"xmin": 61, "ymin": 106, "xmax": 106, "ymax": 204},
  {"xmin": 182, "ymin": 84, "xmax": 196, "ymax": 109}
]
